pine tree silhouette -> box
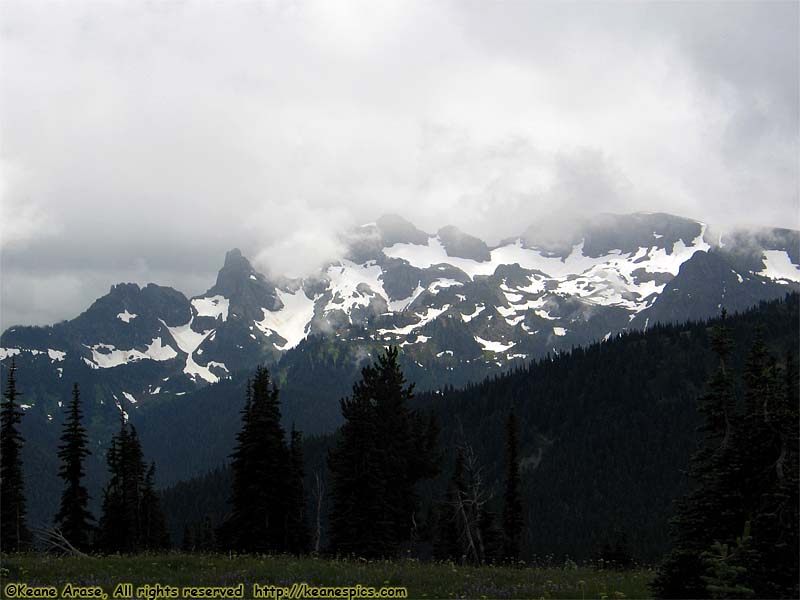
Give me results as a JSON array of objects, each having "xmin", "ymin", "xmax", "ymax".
[
  {"xmin": 502, "ymin": 409, "xmax": 524, "ymax": 562},
  {"xmin": 223, "ymin": 367, "xmax": 292, "ymax": 553},
  {"xmin": 0, "ymin": 359, "xmax": 30, "ymax": 551},
  {"xmin": 96, "ymin": 412, "xmax": 169, "ymax": 553},
  {"xmin": 140, "ymin": 462, "xmax": 170, "ymax": 550},
  {"xmin": 54, "ymin": 383, "xmax": 94, "ymax": 550},
  {"xmin": 286, "ymin": 425, "xmax": 310, "ymax": 554},
  {"xmin": 433, "ymin": 449, "xmax": 466, "ymax": 561},
  {"xmin": 328, "ymin": 346, "xmax": 439, "ymax": 557}
]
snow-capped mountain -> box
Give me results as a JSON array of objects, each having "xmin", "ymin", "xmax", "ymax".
[{"xmin": 2, "ymin": 213, "xmax": 798, "ymax": 413}]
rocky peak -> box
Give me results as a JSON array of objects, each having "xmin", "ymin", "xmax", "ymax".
[
  {"xmin": 437, "ymin": 225, "xmax": 491, "ymax": 261},
  {"xmin": 376, "ymin": 214, "xmax": 429, "ymax": 247},
  {"xmin": 211, "ymin": 248, "xmax": 258, "ymax": 295}
]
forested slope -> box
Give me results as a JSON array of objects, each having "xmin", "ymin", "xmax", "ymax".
[{"xmin": 161, "ymin": 294, "xmax": 799, "ymax": 562}]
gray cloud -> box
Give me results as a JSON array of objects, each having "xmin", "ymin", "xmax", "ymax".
[{"xmin": 1, "ymin": 0, "xmax": 797, "ymax": 329}]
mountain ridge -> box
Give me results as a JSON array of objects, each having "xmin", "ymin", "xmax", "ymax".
[{"xmin": 2, "ymin": 211, "xmax": 798, "ymax": 415}]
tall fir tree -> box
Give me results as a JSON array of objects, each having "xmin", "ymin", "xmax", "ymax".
[
  {"xmin": 328, "ymin": 346, "xmax": 439, "ymax": 558},
  {"xmin": 286, "ymin": 425, "xmax": 311, "ymax": 554},
  {"xmin": 220, "ymin": 378, "xmax": 253, "ymax": 549},
  {"xmin": 223, "ymin": 367, "xmax": 292, "ymax": 553},
  {"xmin": 502, "ymin": 409, "xmax": 524, "ymax": 562},
  {"xmin": 96, "ymin": 413, "xmax": 169, "ymax": 553},
  {"xmin": 121, "ymin": 425, "xmax": 144, "ymax": 552},
  {"xmin": 195, "ymin": 515, "xmax": 216, "ymax": 552},
  {"xmin": 732, "ymin": 344, "xmax": 799, "ymax": 597},
  {"xmin": 753, "ymin": 349, "xmax": 799, "ymax": 598},
  {"xmin": 54, "ymin": 383, "xmax": 94, "ymax": 550},
  {"xmin": 140, "ymin": 462, "xmax": 170, "ymax": 550},
  {"xmin": 327, "ymin": 362, "xmax": 386, "ymax": 556},
  {"xmin": 96, "ymin": 428, "xmax": 125, "ymax": 553},
  {"xmin": 181, "ymin": 523, "xmax": 194, "ymax": 552},
  {"xmin": 433, "ymin": 449, "xmax": 467, "ymax": 561},
  {"xmin": 0, "ymin": 359, "xmax": 30, "ymax": 551}
]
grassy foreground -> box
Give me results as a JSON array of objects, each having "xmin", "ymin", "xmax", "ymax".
[{"xmin": 1, "ymin": 553, "xmax": 654, "ymax": 599}]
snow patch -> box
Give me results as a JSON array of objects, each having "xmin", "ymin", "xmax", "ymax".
[
  {"xmin": 207, "ymin": 361, "xmax": 229, "ymax": 373},
  {"xmin": 255, "ymin": 289, "xmax": 316, "ymax": 350},
  {"xmin": 378, "ymin": 305, "xmax": 450, "ymax": 336},
  {"xmin": 113, "ymin": 399, "xmax": 129, "ymax": 422},
  {"xmin": 117, "ymin": 309, "xmax": 138, "ymax": 323},
  {"xmin": 145, "ymin": 337, "xmax": 179, "ymax": 361},
  {"xmin": 387, "ymin": 283, "xmax": 425, "ymax": 312},
  {"xmin": 325, "ymin": 260, "xmax": 389, "ymax": 316},
  {"xmin": 192, "ymin": 295, "xmax": 230, "ymax": 321},
  {"xmin": 428, "ymin": 279, "xmax": 462, "ymax": 294},
  {"xmin": 759, "ymin": 250, "xmax": 800, "ymax": 283},
  {"xmin": 87, "ymin": 337, "xmax": 178, "ymax": 368},
  {"xmin": 164, "ymin": 318, "xmax": 217, "ymax": 383},
  {"xmin": 461, "ymin": 305, "xmax": 485, "ymax": 323},
  {"xmin": 0, "ymin": 348, "xmax": 21, "ymax": 360},
  {"xmin": 48, "ymin": 349, "xmax": 66, "ymax": 362},
  {"xmin": 475, "ymin": 336, "xmax": 516, "ymax": 353}
]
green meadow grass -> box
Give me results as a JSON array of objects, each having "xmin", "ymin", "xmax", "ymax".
[{"xmin": 0, "ymin": 553, "xmax": 655, "ymax": 599}]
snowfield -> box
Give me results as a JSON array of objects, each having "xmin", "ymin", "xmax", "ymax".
[{"xmin": 255, "ymin": 289, "xmax": 316, "ymax": 350}]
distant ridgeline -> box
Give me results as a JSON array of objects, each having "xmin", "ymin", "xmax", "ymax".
[
  {"xmin": 2, "ymin": 213, "xmax": 798, "ymax": 529},
  {"xmin": 159, "ymin": 293, "xmax": 799, "ymax": 563}
]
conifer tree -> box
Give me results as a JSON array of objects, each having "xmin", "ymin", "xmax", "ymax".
[
  {"xmin": 0, "ymin": 359, "xmax": 30, "ymax": 551},
  {"xmin": 181, "ymin": 524, "xmax": 194, "ymax": 552},
  {"xmin": 328, "ymin": 366, "xmax": 385, "ymax": 556},
  {"xmin": 195, "ymin": 515, "xmax": 216, "ymax": 552},
  {"xmin": 121, "ymin": 426, "xmax": 145, "ymax": 552},
  {"xmin": 286, "ymin": 425, "xmax": 310, "ymax": 554},
  {"xmin": 54, "ymin": 383, "xmax": 94, "ymax": 550},
  {"xmin": 737, "ymin": 347, "xmax": 799, "ymax": 598},
  {"xmin": 502, "ymin": 409, "xmax": 524, "ymax": 562},
  {"xmin": 755, "ymin": 349, "xmax": 799, "ymax": 598},
  {"xmin": 96, "ymin": 413, "xmax": 168, "ymax": 553},
  {"xmin": 96, "ymin": 431, "xmax": 125, "ymax": 553},
  {"xmin": 220, "ymin": 379, "xmax": 253, "ymax": 549},
  {"xmin": 479, "ymin": 508, "xmax": 504, "ymax": 563},
  {"xmin": 224, "ymin": 368, "xmax": 291, "ymax": 553},
  {"xmin": 140, "ymin": 462, "xmax": 169, "ymax": 550},
  {"xmin": 328, "ymin": 346, "xmax": 439, "ymax": 558},
  {"xmin": 433, "ymin": 450, "xmax": 466, "ymax": 561}
]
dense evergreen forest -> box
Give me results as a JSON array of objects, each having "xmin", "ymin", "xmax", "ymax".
[{"xmin": 160, "ymin": 294, "xmax": 799, "ymax": 567}]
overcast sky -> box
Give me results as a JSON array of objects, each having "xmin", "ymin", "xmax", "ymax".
[{"xmin": 1, "ymin": 1, "xmax": 798, "ymax": 330}]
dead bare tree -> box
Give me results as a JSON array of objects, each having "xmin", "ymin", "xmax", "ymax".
[
  {"xmin": 32, "ymin": 526, "xmax": 89, "ymax": 557},
  {"xmin": 449, "ymin": 440, "xmax": 492, "ymax": 565},
  {"xmin": 312, "ymin": 470, "xmax": 325, "ymax": 554}
]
